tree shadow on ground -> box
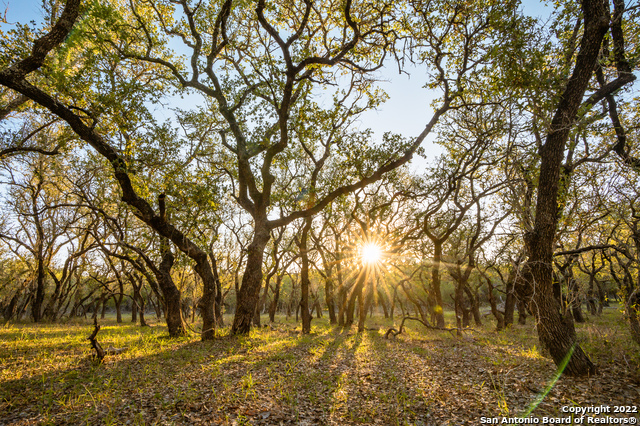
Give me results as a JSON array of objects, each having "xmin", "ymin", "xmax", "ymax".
[{"xmin": 1, "ymin": 318, "xmax": 639, "ymax": 426}]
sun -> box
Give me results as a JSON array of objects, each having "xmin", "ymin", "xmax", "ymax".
[{"xmin": 361, "ymin": 242, "xmax": 382, "ymax": 265}]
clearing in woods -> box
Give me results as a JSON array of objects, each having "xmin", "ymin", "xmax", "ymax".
[{"xmin": 0, "ymin": 309, "xmax": 639, "ymax": 425}]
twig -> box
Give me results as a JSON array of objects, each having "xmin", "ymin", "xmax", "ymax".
[{"xmin": 87, "ymin": 317, "xmax": 105, "ymax": 361}]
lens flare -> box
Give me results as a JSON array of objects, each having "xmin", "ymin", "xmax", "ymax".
[{"xmin": 361, "ymin": 243, "xmax": 382, "ymax": 265}]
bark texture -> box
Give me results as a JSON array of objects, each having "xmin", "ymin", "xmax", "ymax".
[
  {"xmin": 298, "ymin": 218, "xmax": 313, "ymax": 334},
  {"xmin": 522, "ymin": 0, "xmax": 608, "ymax": 376},
  {"xmin": 158, "ymin": 240, "xmax": 187, "ymax": 337},
  {"xmin": 231, "ymin": 226, "xmax": 270, "ymax": 335}
]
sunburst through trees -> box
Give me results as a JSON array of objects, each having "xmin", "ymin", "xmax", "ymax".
[{"xmin": 360, "ymin": 242, "xmax": 383, "ymax": 266}]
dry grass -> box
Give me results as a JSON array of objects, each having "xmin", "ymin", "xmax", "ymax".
[{"xmin": 1, "ymin": 307, "xmax": 639, "ymax": 425}]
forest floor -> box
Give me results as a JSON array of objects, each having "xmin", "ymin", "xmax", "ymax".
[{"xmin": 1, "ymin": 308, "xmax": 639, "ymax": 426}]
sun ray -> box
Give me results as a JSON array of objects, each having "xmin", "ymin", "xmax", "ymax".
[{"xmin": 361, "ymin": 242, "xmax": 382, "ymax": 265}]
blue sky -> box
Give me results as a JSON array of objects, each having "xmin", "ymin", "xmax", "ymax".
[{"xmin": 1, "ymin": 0, "xmax": 552, "ymax": 165}]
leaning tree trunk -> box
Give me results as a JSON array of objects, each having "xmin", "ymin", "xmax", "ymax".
[
  {"xmin": 521, "ymin": 0, "xmax": 607, "ymax": 376},
  {"xmin": 3, "ymin": 291, "xmax": 20, "ymax": 321}
]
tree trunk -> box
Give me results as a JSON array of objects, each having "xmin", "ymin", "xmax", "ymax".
[
  {"xmin": 486, "ymin": 277, "xmax": 505, "ymax": 331},
  {"xmin": 131, "ymin": 275, "xmax": 139, "ymax": 323},
  {"xmin": 461, "ymin": 283, "xmax": 481, "ymax": 327},
  {"xmin": 471, "ymin": 291, "xmax": 482, "ymax": 326},
  {"xmin": 31, "ymin": 191, "xmax": 46, "ymax": 323},
  {"xmin": 32, "ymin": 257, "xmax": 46, "ymax": 323},
  {"xmin": 337, "ymin": 284, "xmax": 347, "ymax": 326},
  {"xmin": 17, "ymin": 293, "xmax": 32, "ymax": 320},
  {"xmin": 286, "ymin": 277, "xmax": 297, "ymax": 319},
  {"xmin": 158, "ymin": 240, "xmax": 187, "ymax": 337},
  {"xmin": 90, "ymin": 300, "xmax": 98, "ymax": 320},
  {"xmin": 504, "ymin": 273, "xmax": 516, "ymax": 327},
  {"xmin": 569, "ymin": 278, "xmax": 586, "ymax": 323},
  {"xmin": 150, "ymin": 294, "xmax": 161, "ymax": 318},
  {"xmin": 357, "ymin": 284, "xmax": 367, "ymax": 332},
  {"xmin": 100, "ymin": 296, "xmax": 107, "ymax": 319},
  {"xmin": 211, "ymin": 253, "xmax": 225, "ymax": 327},
  {"xmin": 232, "ymin": 225, "xmax": 271, "ymax": 335},
  {"xmin": 313, "ymin": 298, "xmax": 322, "ymax": 318},
  {"xmin": 335, "ymin": 245, "xmax": 347, "ymax": 326},
  {"xmin": 193, "ymin": 254, "xmax": 217, "ymax": 339},
  {"xmin": 587, "ymin": 275, "xmax": 598, "ymax": 315},
  {"xmin": 345, "ymin": 271, "xmax": 365, "ymax": 328},
  {"xmin": 269, "ymin": 275, "xmax": 282, "ymax": 322},
  {"xmin": 138, "ymin": 290, "xmax": 148, "ymax": 327},
  {"xmin": 595, "ymin": 279, "xmax": 607, "ymax": 311},
  {"xmin": 461, "ymin": 303, "xmax": 471, "ymax": 329},
  {"xmin": 431, "ymin": 242, "xmax": 445, "ymax": 328},
  {"xmin": 628, "ymin": 289, "xmax": 640, "ymax": 348},
  {"xmin": 454, "ymin": 277, "xmax": 464, "ymax": 331},
  {"xmin": 3, "ymin": 291, "xmax": 20, "ymax": 321},
  {"xmin": 400, "ymin": 282, "xmax": 428, "ymax": 324},
  {"xmin": 115, "ymin": 290, "xmax": 123, "ymax": 323},
  {"xmin": 325, "ymin": 273, "xmax": 337, "ymax": 324},
  {"xmin": 299, "ymin": 218, "xmax": 313, "ymax": 334},
  {"xmin": 521, "ymin": 0, "xmax": 605, "ymax": 376},
  {"xmin": 253, "ymin": 284, "xmax": 266, "ymax": 327},
  {"xmin": 390, "ymin": 287, "xmax": 397, "ymax": 320},
  {"xmin": 517, "ymin": 297, "xmax": 528, "ymax": 325},
  {"xmin": 43, "ymin": 274, "xmax": 62, "ymax": 321},
  {"xmin": 397, "ymin": 294, "xmax": 406, "ymax": 318},
  {"xmin": 131, "ymin": 299, "xmax": 138, "ymax": 322},
  {"xmin": 377, "ymin": 289, "xmax": 389, "ymax": 318}
]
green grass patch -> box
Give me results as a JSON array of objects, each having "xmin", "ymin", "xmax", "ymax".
[{"xmin": 1, "ymin": 311, "xmax": 638, "ymax": 425}]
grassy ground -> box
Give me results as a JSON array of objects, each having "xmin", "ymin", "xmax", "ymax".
[{"xmin": 1, "ymin": 308, "xmax": 639, "ymax": 425}]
